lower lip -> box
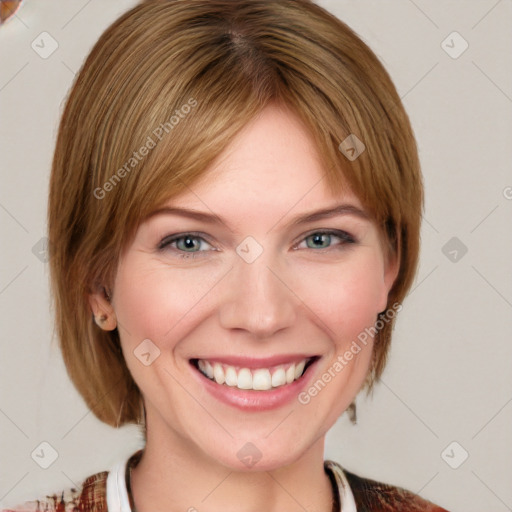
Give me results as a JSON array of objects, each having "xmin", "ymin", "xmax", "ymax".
[{"xmin": 189, "ymin": 359, "xmax": 320, "ymax": 412}]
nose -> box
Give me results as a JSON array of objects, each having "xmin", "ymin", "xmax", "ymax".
[{"xmin": 218, "ymin": 250, "xmax": 297, "ymax": 338}]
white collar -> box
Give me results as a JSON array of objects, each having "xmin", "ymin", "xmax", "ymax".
[
  {"xmin": 106, "ymin": 456, "xmax": 132, "ymax": 512},
  {"xmin": 106, "ymin": 454, "xmax": 357, "ymax": 512},
  {"xmin": 324, "ymin": 459, "xmax": 358, "ymax": 512}
]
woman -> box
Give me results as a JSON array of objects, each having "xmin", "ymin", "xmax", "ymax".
[{"xmin": 5, "ymin": 0, "xmax": 449, "ymax": 510}]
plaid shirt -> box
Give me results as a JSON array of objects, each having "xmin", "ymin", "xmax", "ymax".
[{"xmin": 3, "ymin": 450, "xmax": 450, "ymax": 512}]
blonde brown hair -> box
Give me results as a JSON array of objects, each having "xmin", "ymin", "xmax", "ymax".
[{"xmin": 48, "ymin": 0, "xmax": 423, "ymax": 427}]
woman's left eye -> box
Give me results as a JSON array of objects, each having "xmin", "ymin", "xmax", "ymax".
[
  {"xmin": 158, "ymin": 233, "xmax": 214, "ymax": 257},
  {"xmin": 157, "ymin": 229, "xmax": 355, "ymax": 259},
  {"xmin": 296, "ymin": 230, "xmax": 356, "ymax": 250}
]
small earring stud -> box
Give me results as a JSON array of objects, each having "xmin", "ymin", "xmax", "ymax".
[{"xmin": 94, "ymin": 313, "xmax": 108, "ymax": 327}]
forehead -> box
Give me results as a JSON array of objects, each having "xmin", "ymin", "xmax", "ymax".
[{"xmin": 160, "ymin": 104, "xmax": 361, "ymax": 218}]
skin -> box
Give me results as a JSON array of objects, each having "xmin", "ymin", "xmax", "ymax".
[{"xmin": 89, "ymin": 104, "xmax": 398, "ymax": 512}]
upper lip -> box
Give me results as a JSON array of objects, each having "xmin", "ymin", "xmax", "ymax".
[{"xmin": 190, "ymin": 354, "xmax": 319, "ymax": 369}]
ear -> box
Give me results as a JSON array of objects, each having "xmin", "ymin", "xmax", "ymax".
[
  {"xmin": 88, "ymin": 285, "xmax": 117, "ymax": 331},
  {"xmin": 378, "ymin": 248, "xmax": 400, "ymax": 313}
]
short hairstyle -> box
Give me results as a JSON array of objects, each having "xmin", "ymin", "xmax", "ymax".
[{"xmin": 48, "ymin": 0, "xmax": 423, "ymax": 427}]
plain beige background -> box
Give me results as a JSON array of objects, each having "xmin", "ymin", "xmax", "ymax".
[{"xmin": 1, "ymin": 1, "xmax": 511, "ymax": 511}]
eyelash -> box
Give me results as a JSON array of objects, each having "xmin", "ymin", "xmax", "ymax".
[{"xmin": 157, "ymin": 229, "xmax": 356, "ymax": 259}]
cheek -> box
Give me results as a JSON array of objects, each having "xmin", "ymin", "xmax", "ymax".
[
  {"xmin": 111, "ymin": 258, "xmax": 224, "ymax": 399},
  {"xmin": 112, "ymin": 256, "xmax": 223, "ymax": 347},
  {"xmin": 297, "ymin": 252, "xmax": 387, "ymax": 343}
]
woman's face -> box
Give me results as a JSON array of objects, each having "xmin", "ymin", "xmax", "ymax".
[{"xmin": 101, "ymin": 104, "xmax": 397, "ymax": 470}]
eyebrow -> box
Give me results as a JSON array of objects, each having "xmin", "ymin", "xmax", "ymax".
[
  {"xmin": 145, "ymin": 203, "xmax": 369, "ymax": 228},
  {"xmin": 287, "ymin": 203, "xmax": 370, "ymax": 226}
]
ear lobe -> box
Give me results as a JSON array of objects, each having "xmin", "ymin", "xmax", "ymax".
[{"xmin": 88, "ymin": 287, "xmax": 117, "ymax": 331}]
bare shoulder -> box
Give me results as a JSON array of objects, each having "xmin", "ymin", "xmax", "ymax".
[{"xmin": 1, "ymin": 471, "xmax": 108, "ymax": 512}]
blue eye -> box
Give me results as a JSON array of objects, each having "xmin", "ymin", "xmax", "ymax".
[
  {"xmin": 158, "ymin": 233, "xmax": 213, "ymax": 257},
  {"xmin": 298, "ymin": 230, "xmax": 355, "ymax": 250},
  {"xmin": 158, "ymin": 229, "xmax": 355, "ymax": 259}
]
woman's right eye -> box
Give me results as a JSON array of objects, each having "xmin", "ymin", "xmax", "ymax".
[{"xmin": 158, "ymin": 233, "xmax": 215, "ymax": 258}]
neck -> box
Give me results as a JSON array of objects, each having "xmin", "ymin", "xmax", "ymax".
[{"xmin": 130, "ymin": 421, "xmax": 336, "ymax": 512}]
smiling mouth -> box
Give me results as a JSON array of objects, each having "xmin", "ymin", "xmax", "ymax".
[{"xmin": 190, "ymin": 357, "xmax": 319, "ymax": 391}]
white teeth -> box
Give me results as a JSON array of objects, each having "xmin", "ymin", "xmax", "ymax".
[
  {"xmin": 252, "ymin": 369, "xmax": 272, "ymax": 390},
  {"xmin": 225, "ymin": 366, "xmax": 238, "ymax": 387},
  {"xmin": 294, "ymin": 359, "xmax": 306, "ymax": 379},
  {"xmin": 204, "ymin": 361, "xmax": 214, "ymax": 379},
  {"xmin": 196, "ymin": 358, "xmax": 311, "ymax": 391},
  {"xmin": 271, "ymin": 367, "xmax": 286, "ymax": 387},
  {"xmin": 237, "ymin": 368, "xmax": 253, "ymax": 389},
  {"xmin": 285, "ymin": 365, "xmax": 295, "ymax": 384},
  {"xmin": 213, "ymin": 363, "xmax": 225, "ymax": 385}
]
